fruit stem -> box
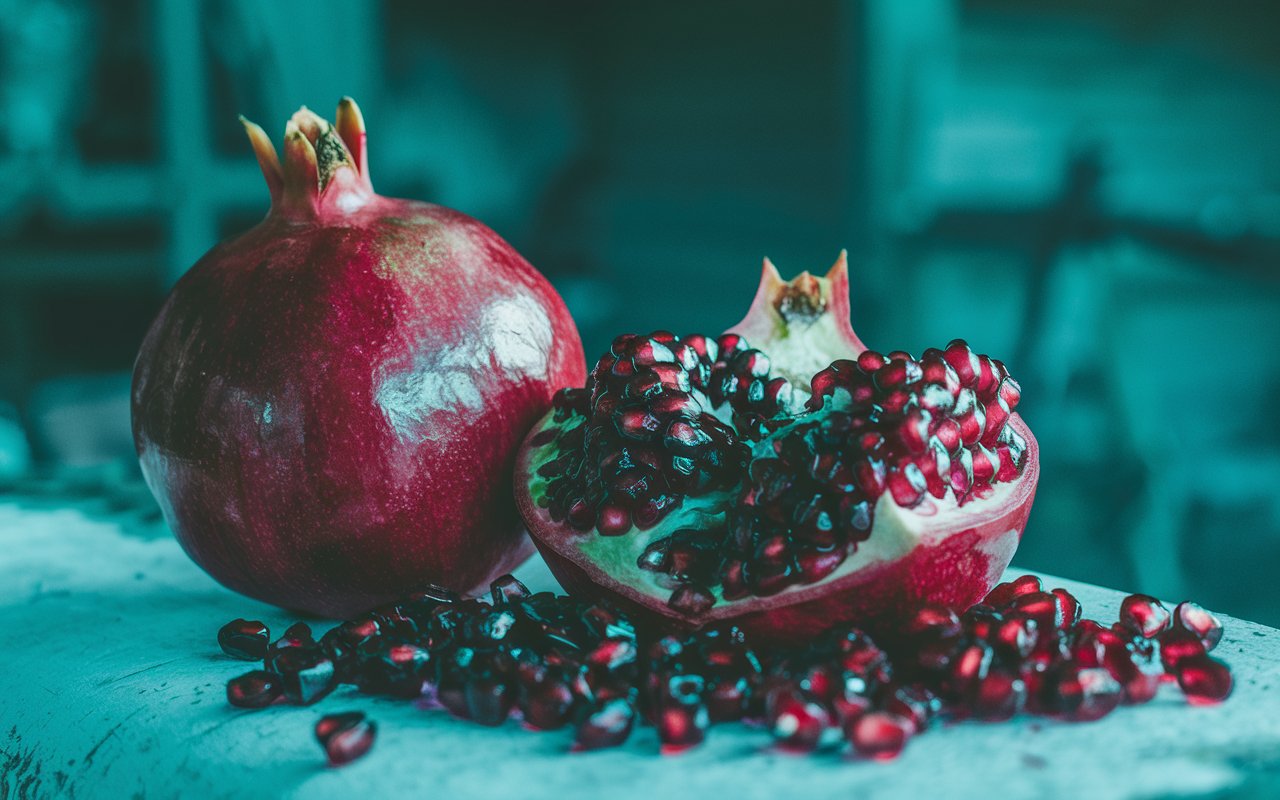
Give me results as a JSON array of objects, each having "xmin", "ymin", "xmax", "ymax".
[{"xmin": 241, "ymin": 99, "xmax": 375, "ymax": 221}]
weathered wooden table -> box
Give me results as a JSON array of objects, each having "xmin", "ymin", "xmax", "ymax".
[{"xmin": 2, "ymin": 494, "xmax": 1278, "ymax": 800}]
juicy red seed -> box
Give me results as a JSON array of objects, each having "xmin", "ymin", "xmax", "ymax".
[
  {"xmin": 615, "ymin": 407, "xmax": 663, "ymax": 440},
  {"xmin": 521, "ymin": 682, "xmax": 576, "ymax": 730},
  {"xmin": 980, "ymin": 396, "xmax": 1011, "ymax": 447},
  {"xmin": 970, "ymin": 445, "xmax": 997, "ymax": 484},
  {"xmin": 1175, "ymin": 655, "xmax": 1234, "ymax": 705},
  {"xmin": 464, "ymin": 678, "xmax": 515, "ymax": 726},
  {"xmin": 943, "ymin": 340, "xmax": 979, "ymax": 384},
  {"xmin": 660, "ymin": 691, "xmax": 711, "ymax": 752},
  {"xmin": 968, "ymin": 671, "xmax": 1025, "ymax": 721},
  {"xmin": 315, "ymin": 712, "xmax": 376, "ymax": 766},
  {"xmin": 850, "ymin": 350, "xmax": 884, "ymax": 373},
  {"xmin": 1158, "ymin": 628, "xmax": 1208, "ymax": 672},
  {"xmin": 848, "ymin": 712, "xmax": 912, "ymax": 760},
  {"xmin": 769, "ymin": 690, "xmax": 833, "ymax": 752},
  {"xmin": 631, "ymin": 338, "xmax": 676, "ymax": 366},
  {"xmin": 796, "ymin": 548, "xmax": 845, "ymax": 583},
  {"xmin": 881, "ymin": 686, "xmax": 939, "ymax": 733},
  {"xmin": 218, "ymin": 619, "xmax": 270, "ymax": 661},
  {"xmin": 1046, "ymin": 666, "xmax": 1122, "ymax": 722},
  {"xmin": 575, "ymin": 698, "xmax": 637, "ymax": 750},
  {"xmin": 992, "ymin": 617, "xmax": 1039, "ymax": 659},
  {"xmin": 596, "ymin": 505, "xmax": 631, "ymax": 535},
  {"xmin": 1119, "ymin": 594, "xmax": 1171, "ymax": 638},
  {"xmin": 1052, "ymin": 589, "xmax": 1082, "ymax": 629},
  {"xmin": 490, "ymin": 576, "xmax": 530, "ymax": 606},
  {"xmin": 1172, "ymin": 602, "xmax": 1224, "ymax": 651},
  {"xmin": 905, "ymin": 605, "xmax": 963, "ymax": 638},
  {"xmin": 887, "ymin": 463, "xmax": 927, "ymax": 507},
  {"xmin": 873, "ymin": 359, "xmax": 922, "ymax": 391},
  {"xmin": 226, "ymin": 670, "xmax": 282, "ymax": 709},
  {"xmin": 984, "ymin": 575, "xmax": 1043, "ymax": 608},
  {"xmin": 668, "ymin": 585, "xmax": 715, "ymax": 615},
  {"xmin": 567, "ymin": 499, "xmax": 596, "ymax": 530},
  {"xmin": 1009, "ymin": 591, "xmax": 1065, "ymax": 630}
]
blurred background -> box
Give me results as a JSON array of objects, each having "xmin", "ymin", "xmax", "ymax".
[{"xmin": 1, "ymin": 0, "xmax": 1278, "ymax": 623}]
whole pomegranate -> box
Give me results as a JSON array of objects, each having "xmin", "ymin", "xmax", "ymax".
[
  {"xmin": 514, "ymin": 254, "xmax": 1038, "ymax": 645},
  {"xmin": 133, "ymin": 99, "xmax": 585, "ymax": 617}
]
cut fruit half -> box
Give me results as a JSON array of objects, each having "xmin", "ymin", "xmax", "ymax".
[{"xmin": 514, "ymin": 255, "xmax": 1039, "ymax": 645}]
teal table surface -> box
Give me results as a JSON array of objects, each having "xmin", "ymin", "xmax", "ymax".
[{"xmin": 2, "ymin": 494, "xmax": 1278, "ymax": 800}]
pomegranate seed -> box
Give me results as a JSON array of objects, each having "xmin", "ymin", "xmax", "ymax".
[
  {"xmin": 218, "ymin": 619, "xmax": 270, "ymax": 661},
  {"xmin": 226, "ymin": 670, "xmax": 282, "ymax": 708},
  {"xmin": 657, "ymin": 675, "xmax": 709, "ymax": 752},
  {"xmin": 857, "ymin": 350, "xmax": 889, "ymax": 372},
  {"xmin": 768, "ymin": 689, "xmax": 833, "ymax": 752},
  {"xmin": 1047, "ymin": 666, "xmax": 1122, "ymax": 722},
  {"xmin": 596, "ymin": 505, "xmax": 631, "ymax": 535},
  {"xmin": 668, "ymin": 584, "xmax": 715, "ymax": 615},
  {"xmin": 1119, "ymin": 594, "xmax": 1171, "ymax": 638},
  {"xmin": 968, "ymin": 670, "xmax": 1025, "ymax": 721},
  {"xmin": 984, "ymin": 575, "xmax": 1043, "ymax": 609},
  {"xmin": 1172, "ymin": 601, "xmax": 1223, "ymax": 651},
  {"xmin": 881, "ymin": 685, "xmax": 941, "ymax": 734},
  {"xmin": 942, "ymin": 340, "xmax": 979, "ymax": 385},
  {"xmin": 991, "ymin": 616, "xmax": 1039, "ymax": 659},
  {"xmin": 575, "ymin": 698, "xmax": 636, "ymax": 750},
  {"xmin": 950, "ymin": 641, "xmax": 995, "ymax": 696},
  {"xmin": 1175, "ymin": 655, "xmax": 1233, "ymax": 705},
  {"xmin": 315, "ymin": 712, "xmax": 376, "ymax": 766},
  {"xmin": 464, "ymin": 677, "xmax": 515, "ymax": 726},
  {"xmin": 521, "ymin": 681, "xmax": 576, "ymax": 730},
  {"xmin": 1159, "ymin": 628, "xmax": 1208, "ymax": 672},
  {"xmin": 1009, "ymin": 591, "xmax": 1065, "ymax": 631},
  {"xmin": 490, "ymin": 575, "xmax": 530, "ymax": 606},
  {"xmin": 848, "ymin": 712, "xmax": 912, "ymax": 760},
  {"xmin": 1051, "ymin": 589, "xmax": 1081, "ymax": 629}
]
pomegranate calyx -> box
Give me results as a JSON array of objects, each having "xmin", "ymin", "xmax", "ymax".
[
  {"xmin": 242, "ymin": 99, "xmax": 375, "ymax": 221},
  {"xmin": 726, "ymin": 252, "xmax": 865, "ymax": 387}
]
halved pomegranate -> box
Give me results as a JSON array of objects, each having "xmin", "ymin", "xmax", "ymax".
[{"xmin": 514, "ymin": 255, "xmax": 1038, "ymax": 645}]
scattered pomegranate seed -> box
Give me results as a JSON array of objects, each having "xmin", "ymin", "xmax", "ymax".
[
  {"xmin": 1172, "ymin": 601, "xmax": 1224, "ymax": 651},
  {"xmin": 848, "ymin": 712, "xmax": 913, "ymax": 760},
  {"xmin": 1175, "ymin": 655, "xmax": 1234, "ymax": 705},
  {"xmin": 214, "ymin": 574, "xmax": 1233, "ymax": 763},
  {"xmin": 315, "ymin": 712, "xmax": 376, "ymax": 766},
  {"xmin": 1119, "ymin": 594, "xmax": 1172, "ymax": 638},
  {"xmin": 217, "ymin": 618, "xmax": 270, "ymax": 661}
]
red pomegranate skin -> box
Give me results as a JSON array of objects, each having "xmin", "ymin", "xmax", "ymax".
[{"xmin": 133, "ymin": 106, "xmax": 584, "ymax": 618}]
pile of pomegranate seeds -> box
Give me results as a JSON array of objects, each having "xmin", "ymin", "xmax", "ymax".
[{"xmin": 217, "ymin": 575, "xmax": 1230, "ymax": 766}]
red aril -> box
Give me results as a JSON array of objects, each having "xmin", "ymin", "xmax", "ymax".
[
  {"xmin": 133, "ymin": 99, "xmax": 585, "ymax": 617},
  {"xmin": 514, "ymin": 256, "xmax": 1038, "ymax": 644}
]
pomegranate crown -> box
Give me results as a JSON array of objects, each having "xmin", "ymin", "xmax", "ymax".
[{"xmin": 240, "ymin": 97, "xmax": 374, "ymax": 219}]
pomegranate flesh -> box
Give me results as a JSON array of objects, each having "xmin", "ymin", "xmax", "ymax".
[
  {"xmin": 514, "ymin": 255, "xmax": 1039, "ymax": 644},
  {"xmin": 132, "ymin": 99, "xmax": 585, "ymax": 617}
]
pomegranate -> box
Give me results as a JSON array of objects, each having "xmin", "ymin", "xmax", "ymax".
[
  {"xmin": 132, "ymin": 98, "xmax": 585, "ymax": 617},
  {"xmin": 514, "ymin": 255, "xmax": 1039, "ymax": 644}
]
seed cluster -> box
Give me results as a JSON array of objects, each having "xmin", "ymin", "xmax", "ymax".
[
  {"xmin": 536, "ymin": 332, "xmax": 794, "ymax": 535},
  {"xmin": 219, "ymin": 574, "xmax": 1231, "ymax": 766},
  {"xmin": 714, "ymin": 340, "xmax": 1028, "ymax": 601}
]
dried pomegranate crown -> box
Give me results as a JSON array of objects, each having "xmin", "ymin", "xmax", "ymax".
[{"xmin": 240, "ymin": 98, "xmax": 374, "ymax": 219}]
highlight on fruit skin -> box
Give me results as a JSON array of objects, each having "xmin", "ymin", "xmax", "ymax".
[
  {"xmin": 513, "ymin": 253, "xmax": 1039, "ymax": 645},
  {"xmin": 132, "ymin": 98, "xmax": 586, "ymax": 618}
]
